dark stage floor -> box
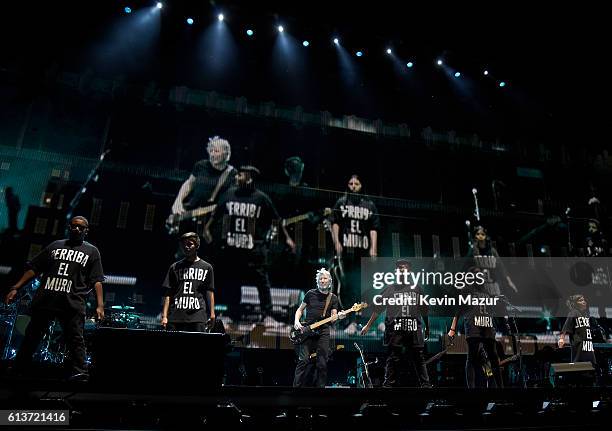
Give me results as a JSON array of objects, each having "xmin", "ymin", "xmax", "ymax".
[{"xmin": 1, "ymin": 375, "xmax": 611, "ymax": 430}]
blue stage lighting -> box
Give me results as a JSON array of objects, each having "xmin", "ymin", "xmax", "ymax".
[
  {"xmin": 246, "ymin": 29, "xmax": 254, "ymax": 36},
  {"xmin": 124, "ymin": 6, "xmax": 132, "ymax": 14},
  {"xmin": 483, "ymin": 70, "xmax": 489, "ymax": 76},
  {"xmin": 333, "ymin": 38, "xmax": 339, "ymax": 45},
  {"xmin": 302, "ymin": 40, "xmax": 310, "ymax": 47},
  {"xmin": 156, "ymin": 2, "xmax": 163, "ymax": 9},
  {"xmin": 356, "ymin": 51, "xmax": 363, "ymax": 57},
  {"xmin": 186, "ymin": 17, "xmax": 194, "ymax": 25},
  {"xmin": 386, "ymin": 48, "xmax": 392, "ymax": 55},
  {"xmin": 406, "ymin": 62, "xmax": 414, "ymax": 68},
  {"xmin": 278, "ymin": 25, "xmax": 284, "ymax": 33},
  {"xmin": 499, "ymin": 81, "xmax": 506, "ymax": 87},
  {"xmin": 436, "ymin": 59, "xmax": 443, "ymax": 66},
  {"xmin": 454, "ymin": 72, "xmax": 461, "ymax": 78},
  {"xmin": 218, "ymin": 14, "xmax": 224, "ymax": 22}
]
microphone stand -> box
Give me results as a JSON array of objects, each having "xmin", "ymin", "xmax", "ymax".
[
  {"xmin": 497, "ymin": 294, "xmax": 527, "ymax": 388},
  {"xmin": 354, "ymin": 342, "xmax": 374, "ymax": 388},
  {"xmin": 65, "ymin": 149, "xmax": 111, "ymax": 222},
  {"xmin": 565, "ymin": 208, "xmax": 573, "ymax": 255}
]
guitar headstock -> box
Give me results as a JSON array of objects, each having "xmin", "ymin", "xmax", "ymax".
[{"xmin": 350, "ymin": 302, "xmax": 368, "ymax": 312}]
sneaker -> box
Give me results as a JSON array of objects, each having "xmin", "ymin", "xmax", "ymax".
[{"xmin": 344, "ymin": 322, "xmax": 359, "ymax": 335}]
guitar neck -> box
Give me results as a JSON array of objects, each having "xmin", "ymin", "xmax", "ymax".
[
  {"xmin": 283, "ymin": 213, "xmax": 310, "ymax": 227},
  {"xmin": 309, "ymin": 310, "xmax": 349, "ymax": 330},
  {"xmin": 182, "ymin": 204, "xmax": 216, "ymax": 221},
  {"xmin": 499, "ymin": 354, "xmax": 519, "ymax": 367},
  {"xmin": 284, "ymin": 208, "xmax": 331, "ymax": 227}
]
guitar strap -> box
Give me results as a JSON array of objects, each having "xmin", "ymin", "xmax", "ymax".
[
  {"xmin": 322, "ymin": 292, "xmax": 333, "ymax": 318},
  {"xmin": 208, "ymin": 165, "xmax": 233, "ymax": 203}
]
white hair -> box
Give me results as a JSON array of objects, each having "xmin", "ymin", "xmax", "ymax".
[
  {"xmin": 315, "ymin": 268, "xmax": 333, "ymax": 292},
  {"xmin": 206, "ymin": 136, "xmax": 231, "ymax": 164}
]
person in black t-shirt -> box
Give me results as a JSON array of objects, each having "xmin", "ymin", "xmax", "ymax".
[
  {"xmin": 558, "ymin": 294, "xmax": 597, "ymax": 365},
  {"xmin": 293, "ymin": 268, "xmax": 341, "ymax": 387},
  {"xmin": 211, "ymin": 165, "xmax": 295, "ymax": 325},
  {"xmin": 171, "ymin": 136, "xmax": 237, "ymax": 240},
  {"xmin": 361, "ymin": 260, "xmax": 431, "ymax": 387},
  {"xmin": 465, "ymin": 226, "xmax": 517, "ymax": 296},
  {"xmin": 4, "ymin": 216, "xmax": 105, "ymax": 380},
  {"xmin": 330, "ymin": 175, "xmax": 380, "ymax": 333},
  {"xmin": 161, "ymin": 232, "xmax": 215, "ymax": 332},
  {"xmin": 448, "ymin": 267, "xmax": 504, "ymax": 388}
]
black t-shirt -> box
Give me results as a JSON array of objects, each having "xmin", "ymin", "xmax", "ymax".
[
  {"xmin": 561, "ymin": 309, "xmax": 596, "ymax": 363},
  {"xmin": 456, "ymin": 290, "xmax": 497, "ymax": 339},
  {"xmin": 29, "ymin": 239, "xmax": 104, "ymax": 312},
  {"xmin": 330, "ymin": 194, "xmax": 380, "ymax": 253},
  {"xmin": 215, "ymin": 186, "xmax": 280, "ymax": 251},
  {"xmin": 374, "ymin": 284, "xmax": 428, "ymax": 333},
  {"xmin": 303, "ymin": 289, "xmax": 340, "ymax": 329},
  {"xmin": 184, "ymin": 160, "xmax": 236, "ymax": 210},
  {"xmin": 163, "ymin": 258, "xmax": 214, "ymax": 323}
]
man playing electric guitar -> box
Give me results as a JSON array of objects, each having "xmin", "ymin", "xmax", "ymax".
[
  {"xmin": 293, "ymin": 268, "xmax": 343, "ymax": 387},
  {"xmin": 169, "ymin": 136, "xmax": 237, "ymax": 242}
]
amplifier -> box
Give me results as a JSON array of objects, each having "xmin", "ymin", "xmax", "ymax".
[
  {"xmin": 90, "ymin": 328, "xmax": 226, "ymax": 392},
  {"xmin": 549, "ymin": 361, "xmax": 595, "ymax": 387}
]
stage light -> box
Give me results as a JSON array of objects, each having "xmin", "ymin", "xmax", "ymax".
[
  {"xmin": 156, "ymin": 2, "xmax": 163, "ymax": 9},
  {"xmin": 406, "ymin": 62, "xmax": 414, "ymax": 68},
  {"xmin": 186, "ymin": 17, "xmax": 194, "ymax": 25},
  {"xmin": 499, "ymin": 81, "xmax": 506, "ymax": 87},
  {"xmin": 484, "ymin": 70, "xmax": 489, "ymax": 76},
  {"xmin": 436, "ymin": 59, "xmax": 443, "ymax": 66},
  {"xmin": 278, "ymin": 25, "xmax": 284, "ymax": 33},
  {"xmin": 386, "ymin": 48, "xmax": 392, "ymax": 55},
  {"xmin": 333, "ymin": 38, "xmax": 339, "ymax": 45},
  {"xmin": 302, "ymin": 40, "xmax": 310, "ymax": 47},
  {"xmin": 124, "ymin": 6, "xmax": 132, "ymax": 14},
  {"xmin": 246, "ymin": 29, "xmax": 254, "ymax": 36},
  {"xmin": 356, "ymin": 51, "xmax": 363, "ymax": 57},
  {"xmin": 454, "ymin": 72, "xmax": 461, "ymax": 78},
  {"xmin": 218, "ymin": 13, "xmax": 224, "ymax": 22}
]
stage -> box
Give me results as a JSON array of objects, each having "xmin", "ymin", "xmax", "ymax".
[{"xmin": 1, "ymin": 376, "xmax": 611, "ymax": 430}]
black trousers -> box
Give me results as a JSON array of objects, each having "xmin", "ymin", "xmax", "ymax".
[
  {"xmin": 466, "ymin": 337, "xmax": 503, "ymax": 388},
  {"xmin": 167, "ymin": 321, "xmax": 207, "ymax": 332},
  {"xmin": 384, "ymin": 331, "xmax": 430, "ymax": 387},
  {"xmin": 339, "ymin": 250, "xmax": 367, "ymax": 309},
  {"xmin": 293, "ymin": 330, "xmax": 331, "ymax": 388},
  {"xmin": 15, "ymin": 307, "xmax": 86, "ymax": 376}
]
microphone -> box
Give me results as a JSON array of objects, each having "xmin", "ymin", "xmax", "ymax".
[{"xmin": 99, "ymin": 149, "xmax": 111, "ymax": 161}]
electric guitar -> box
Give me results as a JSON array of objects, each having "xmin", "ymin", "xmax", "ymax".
[
  {"xmin": 165, "ymin": 204, "xmax": 216, "ymax": 238},
  {"xmin": 290, "ymin": 302, "xmax": 368, "ymax": 344},
  {"xmin": 425, "ymin": 336, "xmax": 455, "ymax": 365},
  {"xmin": 267, "ymin": 208, "xmax": 332, "ymax": 244},
  {"xmin": 482, "ymin": 353, "xmax": 520, "ymax": 377}
]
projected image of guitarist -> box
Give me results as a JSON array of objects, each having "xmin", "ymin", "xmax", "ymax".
[
  {"xmin": 293, "ymin": 268, "xmax": 343, "ymax": 388},
  {"xmin": 168, "ymin": 136, "xmax": 237, "ymax": 242}
]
